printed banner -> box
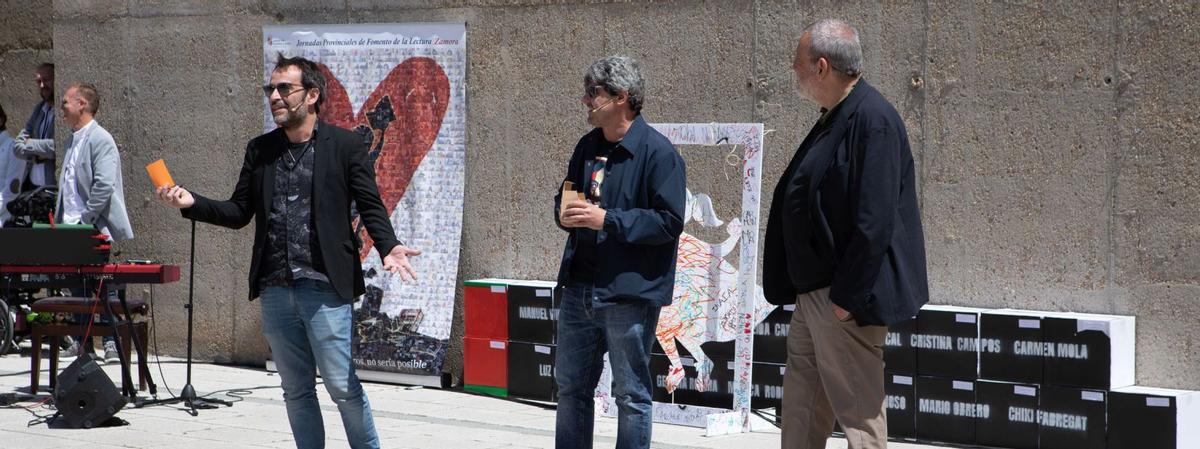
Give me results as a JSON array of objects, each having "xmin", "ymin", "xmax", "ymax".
[{"xmin": 263, "ymin": 23, "xmax": 466, "ymax": 381}]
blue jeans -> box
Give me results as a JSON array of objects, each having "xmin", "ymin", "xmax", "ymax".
[
  {"xmin": 554, "ymin": 283, "xmax": 661, "ymax": 449},
  {"xmin": 260, "ymin": 278, "xmax": 379, "ymax": 449}
]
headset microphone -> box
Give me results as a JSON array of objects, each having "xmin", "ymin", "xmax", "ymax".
[
  {"xmin": 288, "ymin": 97, "xmax": 305, "ymax": 113},
  {"xmin": 589, "ymin": 98, "xmax": 614, "ymax": 113}
]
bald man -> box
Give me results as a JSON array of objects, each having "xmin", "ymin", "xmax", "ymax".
[{"xmin": 763, "ymin": 19, "xmax": 929, "ymax": 449}]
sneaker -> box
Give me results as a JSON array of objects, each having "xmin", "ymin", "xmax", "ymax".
[
  {"xmin": 103, "ymin": 341, "xmax": 120, "ymax": 364},
  {"xmin": 59, "ymin": 341, "xmax": 82, "ymax": 359}
]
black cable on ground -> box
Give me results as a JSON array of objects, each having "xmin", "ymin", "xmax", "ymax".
[
  {"xmin": 199, "ymin": 383, "xmax": 291, "ymax": 403},
  {"xmin": 1, "ymin": 396, "xmax": 59, "ymax": 426},
  {"xmin": 148, "ymin": 284, "xmax": 177, "ymax": 399}
]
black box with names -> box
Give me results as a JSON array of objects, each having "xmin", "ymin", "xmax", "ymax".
[
  {"xmin": 506, "ymin": 280, "xmax": 559, "ymax": 345},
  {"xmin": 885, "ymin": 373, "xmax": 916, "ymax": 440},
  {"xmin": 506, "ymin": 341, "xmax": 556, "ymax": 402},
  {"xmin": 915, "ymin": 305, "xmax": 987, "ymax": 379},
  {"xmin": 914, "ymin": 376, "xmax": 981, "ymax": 446},
  {"xmin": 1037, "ymin": 385, "xmax": 1106, "ymax": 449},
  {"xmin": 979, "ymin": 309, "xmax": 1045, "ymax": 384},
  {"xmin": 1108, "ymin": 386, "xmax": 1200, "ymax": 449},
  {"xmin": 1040, "ymin": 312, "xmax": 1135, "ymax": 390},
  {"xmin": 884, "ymin": 317, "xmax": 917, "ymax": 374},
  {"xmin": 975, "ymin": 380, "xmax": 1039, "ymax": 449}
]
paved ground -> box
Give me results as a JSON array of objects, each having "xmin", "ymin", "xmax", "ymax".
[{"xmin": 0, "ymin": 343, "xmax": 950, "ymax": 448}]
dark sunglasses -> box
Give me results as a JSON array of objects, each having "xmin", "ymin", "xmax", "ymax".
[
  {"xmin": 584, "ymin": 84, "xmax": 607, "ymax": 99},
  {"xmin": 262, "ymin": 83, "xmax": 307, "ymax": 97}
]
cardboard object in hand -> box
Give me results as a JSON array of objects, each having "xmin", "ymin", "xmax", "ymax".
[{"xmin": 561, "ymin": 181, "xmax": 586, "ymax": 211}]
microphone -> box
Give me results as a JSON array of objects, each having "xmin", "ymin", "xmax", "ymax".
[
  {"xmin": 589, "ymin": 98, "xmax": 614, "ymax": 113},
  {"xmin": 287, "ymin": 97, "xmax": 305, "ymax": 113}
]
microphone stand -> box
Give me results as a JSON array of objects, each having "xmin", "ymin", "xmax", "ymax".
[{"xmin": 137, "ymin": 219, "xmax": 230, "ymax": 414}]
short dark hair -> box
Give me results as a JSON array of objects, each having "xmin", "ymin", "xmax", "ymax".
[
  {"xmin": 69, "ymin": 83, "xmax": 100, "ymax": 114},
  {"xmin": 37, "ymin": 62, "xmax": 54, "ymax": 74},
  {"xmin": 273, "ymin": 53, "xmax": 325, "ymax": 113},
  {"xmin": 0, "ymin": 102, "xmax": 7, "ymax": 129}
]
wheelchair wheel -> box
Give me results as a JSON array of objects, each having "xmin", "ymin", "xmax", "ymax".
[{"xmin": 0, "ymin": 299, "xmax": 13, "ymax": 356}]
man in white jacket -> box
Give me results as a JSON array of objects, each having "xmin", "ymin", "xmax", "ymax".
[
  {"xmin": 58, "ymin": 83, "xmax": 133, "ymax": 361},
  {"xmin": 55, "ymin": 83, "xmax": 132, "ymax": 241}
]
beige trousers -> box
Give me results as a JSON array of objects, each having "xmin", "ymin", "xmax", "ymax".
[{"xmin": 781, "ymin": 287, "xmax": 888, "ymax": 449}]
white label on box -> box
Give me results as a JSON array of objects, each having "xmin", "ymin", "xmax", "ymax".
[
  {"xmin": 682, "ymin": 357, "xmax": 694, "ymax": 367},
  {"xmin": 1018, "ymin": 319, "xmax": 1040, "ymax": 329},
  {"xmin": 1014, "ymin": 386, "xmax": 1037, "ymax": 397},
  {"xmin": 953, "ymin": 381, "xmax": 974, "ymax": 391},
  {"xmin": 536, "ymin": 289, "xmax": 552, "ymax": 298},
  {"xmin": 783, "ymin": 304, "xmax": 796, "ymax": 312},
  {"xmin": 956, "ymin": 314, "xmax": 977, "ymax": 324},
  {"xmin": 489, "ymin": 341, "xmax": 506, "ymax": 349},
  {"xmin": 780, "ymin": 366, "xmax": 786, "ymax": 375},
  {"xmin": 1077, "ymin": 320, "xmax": 1111, "ymax": 337},
  {"xmin": 490, "ymin": 286, "xmax": 505, "ymax": 293},
  {"xmin": 727, "ymin": 361, "xmax": 736, "ymax": 370},
  {"xmin": 534, "ymin": 345, "xmax": 551, "ymax": 354},
  {"xmin": 1081, "ymin": 391, "xmax": 1104, "ymax": 402},
  {"xmin": 893, "ymin": 375, "xmax": 913, "ymax": 385},
  {"xmin": 1146, "ymin": 397, "xmax": 1171, "ymax": 408}
]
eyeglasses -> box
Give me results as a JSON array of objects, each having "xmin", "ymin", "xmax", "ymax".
[
  {"xmin": 262, "ymin": 83, "xmax": 307, "ymax": 97},
  {"xmin": 584, "ymin": 84, "xmax": 606, "ymax": 99}
]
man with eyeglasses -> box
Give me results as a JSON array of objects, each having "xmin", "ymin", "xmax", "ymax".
[
  {"xmin": 553, "ymin": 55, "xmax": 686, "ymax": 449},
  {"xmin": 155, "ymin": 54, "xmax": 420, "ymax": 449}
]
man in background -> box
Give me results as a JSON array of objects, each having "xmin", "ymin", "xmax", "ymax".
[
  {"xmin": 56, "ymin": 83, "xmax": 133, "ymax": 362},
  {"xmin": 12, "ymin": 63, "xmax": 56, "ymax": 191}
]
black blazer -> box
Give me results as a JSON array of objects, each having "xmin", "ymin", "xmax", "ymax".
[
  {"xmin": 182, "ymin": 122, "xmax": 401, "ymax": 302},
  {"xmin": 763, "ymin": 80, "xmax": 928, "ymax": 326}
]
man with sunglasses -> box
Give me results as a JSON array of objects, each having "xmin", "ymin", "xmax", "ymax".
[
  {"xmin": 553, "ymin": 55, "xmax": 686, "ymax": 449},
  {"xmin": 155, "ymin": 54, "xmax": 420, "ymax": 449}
]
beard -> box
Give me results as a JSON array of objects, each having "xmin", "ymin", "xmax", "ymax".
[{"xmin": 272, "ymin": 102, "xmax": 308, "ymax": 127}]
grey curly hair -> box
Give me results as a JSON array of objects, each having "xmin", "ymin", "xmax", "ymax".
[{"xmin": 584, "ymin": 55, "xmax": 645, "ymax": 113}]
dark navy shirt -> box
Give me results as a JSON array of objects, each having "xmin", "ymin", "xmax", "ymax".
[
  {"xmin": 21, "ymin": 101, "xmax": 55, "ymax": 187},
  {"xmin": 554, "ymin": 116, "xmax": 687, "ymax": 306}
]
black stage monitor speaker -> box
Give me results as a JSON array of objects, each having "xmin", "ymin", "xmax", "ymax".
[{"xmin": 54, "ymin": 354, "xmax": 127, "ymax": 428}]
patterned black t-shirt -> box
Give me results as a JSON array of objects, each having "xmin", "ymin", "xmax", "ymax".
[{"xmin": 259, "ymin": 134, "xmax": 328, "ymax": 289}]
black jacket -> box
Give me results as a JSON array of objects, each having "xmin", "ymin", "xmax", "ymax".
[
  {"xmin": 763, "ymin": 80, "xmax": 928, "ymax": 326},
  {"xmin": 182, "ymin": 122, "xmax": 400, "ymax": 302},
  {"xmin": 554, "ymin": 116, "xmax": 687, "ymax": 306}
]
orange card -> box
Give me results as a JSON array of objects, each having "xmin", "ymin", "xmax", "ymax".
[{"xmin": 145, "ymin": 159, "xmax": 175, "ymax": 189}]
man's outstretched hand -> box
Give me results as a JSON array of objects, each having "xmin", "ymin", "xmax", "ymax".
[
  {"xmin": 383, "ymin": 245, "xmax": 422, "ymax": 282},
  {"xmin": 156, "ymin": 186, "xmax": 195, "ymax": 209}
]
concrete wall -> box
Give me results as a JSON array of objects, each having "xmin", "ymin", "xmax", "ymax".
[
  {"xmin": 0, "ymin": 2, "xmax": 53, "ymax": 139},
  {"xmin": 22, "ymin": 0, "xmax": 1199, "ymax": 390}
]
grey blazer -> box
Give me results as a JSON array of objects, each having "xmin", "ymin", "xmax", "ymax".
[{"xmin": 55, "ymin": 121, "xmax": 133, "ymax": 241}]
